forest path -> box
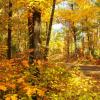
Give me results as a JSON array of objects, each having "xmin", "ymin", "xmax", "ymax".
[
  {"xmin": 66, "ymin": 63, "xmax": 100, "ymax": 91},
  {"xmin": 79, "ymin": 65, "xmax": 100, "ymax": 92},
  {"xmin": 79, "ymin": 65, "xmax": 100, "ymax": 80},
  {"xmin": 66, "ymin": 63, "xmax": 100, "ymax": 80}
]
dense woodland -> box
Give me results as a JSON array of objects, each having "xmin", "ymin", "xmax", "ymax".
[{"xmin": 0, "ymin": 0, "xmax": 100, "ymax": 100}]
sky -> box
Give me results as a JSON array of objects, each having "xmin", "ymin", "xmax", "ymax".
[
  {"xmin": 52, "ymin": 23, "xmax": 63, "ymax": 32},
  {"xmin": 55, "ymin": 1, "xmax": 70, "ymax": 9},
  {"xmin": 52, "ymin": 1, "xmax": 69, "ymax": 33}
]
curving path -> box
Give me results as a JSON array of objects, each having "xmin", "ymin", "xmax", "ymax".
[{"xmin": 79, "ymin": 65, "xmax": 100, "ymax": 80}]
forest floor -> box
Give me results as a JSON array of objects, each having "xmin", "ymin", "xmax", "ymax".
[
  {"xmin": 79, "ymin": 65, "xmax": 100, "ymax": 79},
  {"xmin": 49, "ymin": 54, "xmax": 100, "ymax": 92},
  {"xmin": 66, "ymin": 63, "xmax": 100, "ymax": 92},
  {"xmin": 80, "ymin": 65, "xmax": 100, "ymax": 92}
]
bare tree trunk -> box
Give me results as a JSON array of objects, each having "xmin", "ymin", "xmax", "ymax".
[
  {"xmin": 70, "ymin": 21, "xmax": 77, "ymax": 57},
  {"xmin": 73, "ymin": 29, "xmax": 77, "ymax": 57},
  {"xmin": 28, "ymin": 10, "xmax": 33, "ymax": 62},
  {"xmin": 46, "ymin": 22, "xmax": 48, "ymax": 36},
  {"xmin": 17, "ymin": 22, "xmax": 21, "ymax": 52},
  {"xmin": 7, "ymin": 0, "xmax": 12, "ymax": 59},
  {"xmin": 45, "ymin": 0, "xmax": 56, "ymax": 59},
  {"xmin": 66, "ymin": 30, "xmax": 70, "ymax": 61},
  {"xmin": 97, "ymin": 25, "xmax": 100, "ymax": 56},
  {"xmin": 28, "ymin": 9, "xmax": 41, "ymax": 64},
  {"xmin": 81, "ymin": 22, "xmax": 85, "ymax": 57},
  {"xmin": 82, "ymin": 36, "xmax": 85, "ymax": 57},
  {"xmin": 87, "ymin": 31, "xmax": 95, "ymax": 58},
  {"xmin": 70, "ymin": 3, "xmax": 77, "ymax": 57}
]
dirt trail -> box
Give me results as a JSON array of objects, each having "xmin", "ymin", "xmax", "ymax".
[
  {"xmin": 79, "ymin": 65, "xmax": 100, "ymax": 80},
  {"xmin": 66, "ymin": 63, "xmax": 100, "ymax": 80}
]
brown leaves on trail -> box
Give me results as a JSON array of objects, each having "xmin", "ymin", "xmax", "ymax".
[
  {"xmin": 0, "ymin": 82, "xmax": 16, "ymax": 91},
  {"xmin": 95, "ymin": 59, "xmax": 100, "ymax": 65},
  {"xmin": 36, "ymin": 59, "xmax": 42, "ymax": 67},
  {"xmin": 21, "ymin": 60, "xmax": 29, "ymax": 68}
]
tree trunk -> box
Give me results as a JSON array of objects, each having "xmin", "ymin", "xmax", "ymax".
[
  {"xmin": 81, "ymin": 22, "xmax": 85, "ymax": 57},
  {"xmin": 66, "ymin": 31, "xmax": 70, "ymax": 61},
  {"xmin": 82, "ymin": 36, "xmax": 85, "ymax": 57},
  {"xmin": 28, "ymin": 9, "xmax": 41, "ymax": 64},
  {"xmin": 7, "ymin": 0, "xmax": 12, "ymax": 59},
  {"xmin": 45, "ymin": 0, "xmax": 56, "ymax": 59},
  {"xmin": 46, "ymin": 22, "xmax": 48, "ymax": 36},
  {"xmin": 87, "ymin": 32, "xmax": 93, "ymax": 57},
  {"xmin": 70, "ymin": 22, "xmax": 77, "ymax": 57},
  {"xmin": 73, "ymin": 29, "xmax": 77, "ymax": 57},
  {"xmin": 70, "ymin": 3, "xmax": 77, "ymax": 57},
  {"xmin": 94, "ymin": 24, "xmax": 100, "ymax": 56}
]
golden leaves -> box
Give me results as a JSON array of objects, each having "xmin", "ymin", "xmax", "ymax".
[
  {"xmin": 57, "ymin": 9, "xmax": 80, "ymax": 23},
  {"xmin": 56, "ymin": 0, "xmax": 99, "ymax": 23},
  {"xmin": 0, "ymin": 85, "xmax": 7, "ymax": 91},
  {"xmin": 5, "ymin": 94, "xmax": 18, "ymax": 100},
  {"xmin": 24, "ymin": 86, "xmax": 45, "ymax": 97},
  {"xmin": 75, "ymin": 0, "xmax": 90, "ymax": 8},
  {"xmin": 37, "ymin": 60, "xmax": 42, "ymax": 66},
  {"xmin": 17, "ymin": 77, "xmax": 25, "ymax": 83},
  {"xmin": 21, "ymin": 60, "xmax": 29, "ymax": 68},
  {"xmin": 79, "ymin": 6, "xmax": 100, "ymax": 20}
]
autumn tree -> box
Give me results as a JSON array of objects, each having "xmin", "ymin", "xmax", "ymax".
[
  {"xmin": 45, "ymin": 0, "xmax": 56, "ymax": 59},
  {"xmin": 28, "ymin": 7, "xmax": 41, "ymax": 64},
  {"xmin": 7, "ymin": 0, "xmax": 12, "ymax": 59}
]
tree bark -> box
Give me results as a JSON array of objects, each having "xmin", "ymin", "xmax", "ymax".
[
  {"xmin": 66, "ymin": 32, "xmax": 70, "ymax": 61},
  {"xmin": 70, "ymin": 21, "xmax": 77, "ymax": 57},
  {"xmin": 73, "ymin": 28, "xmax": 77, "ymax": 56},
  {"xmin": 70, "ymin": 3, "xmax": 77, "ymax": 57},
  {"xmin": 7, "ymin": 0, "xmax": 12, "ymax": 59},
  {"xmin": 82, "ymin": 36, "xmax": 85, "ymax": 57},
  {"xmin": 87, "ymin": 32, "xmax": 94, "ymax": 57},
  {"xmin": 46, "ymin": 22, "xmax": 48, "ymax": 36},
  {"xmin": 28, "ymin": 9, "xmax": 41, "ymax": 64},
  {"xmin": 45, "ymin": 0, "xmax": 56, "ymax": 59}
]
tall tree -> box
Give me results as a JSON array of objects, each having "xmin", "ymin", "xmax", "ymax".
[
  {"xmin": 45, "ymin": 0, "xmax": 56, "ymax": 59},
  {"xmin": 28, "ymin": 8, "xmax": 41, "ymax": 64},
  {"xmin": 7, "ymin": 0, "xmax": 12, "ymax": 59},
  {"xmin": 68, "ymin": 3, "xmax": 78, "ymax": 57}
]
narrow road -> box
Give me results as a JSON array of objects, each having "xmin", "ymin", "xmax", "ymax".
[
  {"xmin": 66, "ymin": 63, "xmax": 100, "ymax": 91},
  {"xmin": 79, "ymin": 65, "xmax": 100, "ymax": 80},
  {"xmin": 66, "ymin": 63, "xmax": 100, "ymax": 79}
]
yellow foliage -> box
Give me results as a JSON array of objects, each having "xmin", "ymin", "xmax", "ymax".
[
  {"xmin": 5, "ymin": 94, "xmax": 17, "ymax": 100},
  {"xmin": 24, "ymin": 85, "xmax": 45, "ymax": 97},
  {"xmin": 0, "ymin": 85, "xmax": 7, "ymax": 91},
  {"xmin": 5, "ymin": 96, "xmax": 11, "ymax": 100},
  {"xmin": 37, "ymin": 89, "xmax": 45, "ymax": 96},
  {"xmin": 75, "ymin": 0, "xmax": 90, "ymax": 7},
  {"xmin": 17, "ymin": 77, "xmax": 24, "ymax": 83},
  {"xmin": 25, "ymin": 86, "xmax": 38, "ymax": 96},
  {"xmin": 11, "ymin": 94, "xmax": 18, "ymax": 100},
  {"xmin": 37, "ymin": 60, "xmax": 42, "ymax": 66}
]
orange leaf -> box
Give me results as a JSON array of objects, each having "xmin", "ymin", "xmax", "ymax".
[
  {"xmin": 5, "ymin": 96, "xmax": 11, "ymax": 100},
  {"xmin": 37, "ymin": 60, "xmax": 42, "ymax": 66},
  {"xmin": 0, "ymin": 85, "xmax": 7, "ymax": 91},
  {"xmin": 21, "ymin": 60, "xmax": 29, "ymax": 67}
]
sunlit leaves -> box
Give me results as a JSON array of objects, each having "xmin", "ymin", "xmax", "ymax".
[
  {"xmin": 0, "ymin": 0, "xmax": 100, "ymax": 99},
  {"xmin": 5, "ymin": 94, "xmax": 17, "ymax": 100},
  {"xmin": 24, "ymin": 86, "xmax": 45, "ymax": 97},
  {"xmin": 56, "ymin": 0, "xmax": 99, "ymax": 25},
  {"xmin": 0, "ymin": 84, "xmax": 7, "ymax": 91},
  {"xmin": 21, "ymin": 60, "xmax": 29, "ymax": 68},
  {"xmin": 56, "ymin": 9, "xmax": 80, "ymax": 23}
]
